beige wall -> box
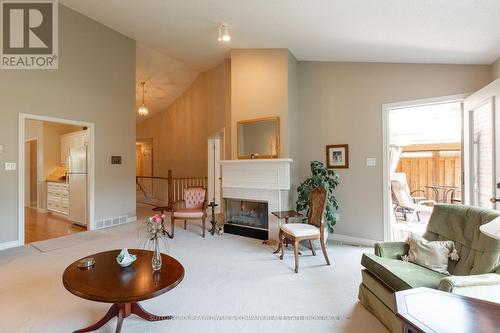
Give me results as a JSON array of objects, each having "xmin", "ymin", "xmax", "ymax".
[
  {"xmin": 231, "ymin": 49, "xmax": 291, "ymax": 159},
  {"xmin": 287, "ymin": 52, "xmax": 299, "ymax": 204},
  {"xmin": 0, "ymin": 5, "xmax": 136, "ymax": 244},
  {"xmin": 136, "ymin": 59, "xmax": 230, "ymax": 179},
  {"xmin": 493, "ymin": 57, "xmax": 500, "ymax": 80},
  {"xmin": 297, "ymin": 62, "xmax": 492, "ymax": 241}
]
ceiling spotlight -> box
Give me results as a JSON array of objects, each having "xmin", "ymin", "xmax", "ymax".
[{"xmin": 218, "ymin": 23, "xmax": 231, "ymax": 42}]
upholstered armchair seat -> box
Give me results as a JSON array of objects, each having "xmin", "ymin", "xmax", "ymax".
[
  {"xmin": 173, "ymin": 209, "xmax": 205, "ymax": 219},
  {"xmin": 281, "ymin": 223, "xmax": 320, "ymax": 237}
]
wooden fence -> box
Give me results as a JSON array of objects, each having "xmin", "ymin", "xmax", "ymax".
[
  {"xmin": 396, "ymin": 151, "xmax": 461, "ymax": 200},
  {"xmin": 136, "ymin": 170, "xmax": 208, "ymax": 208}
]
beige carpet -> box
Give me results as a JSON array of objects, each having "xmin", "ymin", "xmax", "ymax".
[{"xmin": 0, "ymin": 204, "xmax": 388, "ymax": 333}]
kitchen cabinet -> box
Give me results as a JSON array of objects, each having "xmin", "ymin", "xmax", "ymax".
[
  {"xmin": 47, "ymin": 181, "xmax": 69, "ymax": 216},
  {"xmin": 61, "ymin": 130, "xmax": 88, "ymax": 165}
]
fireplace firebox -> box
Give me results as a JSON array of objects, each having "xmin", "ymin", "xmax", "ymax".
[{"xmin": 224, "ymin": 199, "xmax": 268, "ymax": 240}]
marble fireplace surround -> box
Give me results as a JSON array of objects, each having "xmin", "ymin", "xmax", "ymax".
[{"xmin": 220, "ymin": 159, "xmax": 293, "ymax": 243}]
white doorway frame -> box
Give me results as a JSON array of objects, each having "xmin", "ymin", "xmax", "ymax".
[
  {"xmin": 382, "ymin": 94, "xmax": 468, "ymax": 242},
  {"xmin": 207, "ymin": 129, "xmax": 225, "ymax": 214},
  {"xmin": 463, "ymin": 97, "xmax": 496, "ymax": 208},
  {"xmin": 18, "ymin": 113, "xmax": 96, "ymax": 246}
]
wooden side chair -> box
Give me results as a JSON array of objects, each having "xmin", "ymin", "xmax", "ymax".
[
  {"xmin": 278, "ymin": 187, "xmax": 331, "ymax": 273},
  {"xmin": 171, "ymin": 187, "xmax": 207, "ymax": 238}
]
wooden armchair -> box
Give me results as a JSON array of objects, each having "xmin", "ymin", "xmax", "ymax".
[
  {"xmin": 170, "ymin": 187, "xmax": 207, "ymax": 238},
  {"xmin": 278, "ymin": 187, "xmax": 331, "ymax": 273}
]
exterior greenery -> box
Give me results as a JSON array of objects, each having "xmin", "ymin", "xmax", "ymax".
[{"xmin": 296, "ymin": 161, "xmax": 339, "ymax": 233}]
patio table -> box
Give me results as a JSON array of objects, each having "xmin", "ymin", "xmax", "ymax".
[{"xmin": 424, "ymin": 184, "xmax": 458, "ymax": 203}]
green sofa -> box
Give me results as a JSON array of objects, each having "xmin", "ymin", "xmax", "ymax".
[{"xmin": 358, "ymin": 204, "xmax": 500, "ymax": 332}]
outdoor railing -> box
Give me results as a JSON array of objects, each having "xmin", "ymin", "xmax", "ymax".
[{"xmin": 136, "ymin": 170, "xmax": 208, "ymax": 208}]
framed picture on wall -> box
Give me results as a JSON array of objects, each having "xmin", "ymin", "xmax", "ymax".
[{"xmin": 326, "ymin": 144, "xmax": 349, "ymax": 169}]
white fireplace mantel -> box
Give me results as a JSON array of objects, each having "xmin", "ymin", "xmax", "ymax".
[
  {"xmin": 220, "ymin": 158, "xmax": 292, "ymax": 190},
  {"xmin": 220, "ymin": 158, "xmax": 293, "ymax": 242}
]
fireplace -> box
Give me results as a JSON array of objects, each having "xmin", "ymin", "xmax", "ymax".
[
  {"xmin": 220, "ymin": 158, "xmax": 293, "ymax": 243},
  {"xmin": 224, "ymin": 199, "xmax": 268, "ymax": 240}
]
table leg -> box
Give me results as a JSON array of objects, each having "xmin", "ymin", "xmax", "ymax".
[
  {"xmin": 431, "ymin": 188, "xmax": 440, "ymax": 203},
  {"xmin": 131, "ymin": 302, "xmax": 173, "ymax": 321},
  {"xmin": 115, "ymin": 307, "xmax": 124, "ymax": 333},
  {"xmin": 444, "ymin": 188, "xmax": 454, "ymax": 203},
  {"xmin": 73, "ymin": 302, "xmax": 171, "ymax": 333}
]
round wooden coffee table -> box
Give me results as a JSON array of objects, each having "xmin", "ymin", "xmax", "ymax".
[{"xmin": 63, "ymin": 249, "xmax": 184, "ymax": 333}]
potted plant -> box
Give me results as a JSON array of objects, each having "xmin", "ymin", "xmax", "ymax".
[{"xmin": 296, "ymin": 161, "xmax": 339, "ymax": 241}]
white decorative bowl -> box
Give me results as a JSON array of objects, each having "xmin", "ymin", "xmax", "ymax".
[{"xmin": 116, "ymin": 248, "xmax": 137, "ymax": 267}]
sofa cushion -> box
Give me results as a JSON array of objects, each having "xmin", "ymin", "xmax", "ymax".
[
  {"xmin": 424, "ymin": 204, "xmax": 500, "ymax": 275},
  {"xmin": 361, "ymin": 253, "xmax": 445, "ymax": 291}
]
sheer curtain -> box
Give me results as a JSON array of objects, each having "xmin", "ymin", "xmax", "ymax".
[{"xmin": 389, "ymin": 146, "xmax": 402, "ymax": 178}]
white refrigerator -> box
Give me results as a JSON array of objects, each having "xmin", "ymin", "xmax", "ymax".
[{"xmin": 68, "ymin": 147, "xmax": 87, "ymax": 226}]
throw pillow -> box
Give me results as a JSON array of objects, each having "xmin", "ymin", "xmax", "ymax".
[{"xmin": 401, "ymin": 233, "xmax": 459, "ymax": 275}]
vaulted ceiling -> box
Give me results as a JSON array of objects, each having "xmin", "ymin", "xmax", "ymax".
[
  {"xmin": 60, "ymin": 0, "xmax": 500, "ymax": 120},
  {"xmin": 135, "ymin": 44, "xmax": 199, "ymax": 121}
]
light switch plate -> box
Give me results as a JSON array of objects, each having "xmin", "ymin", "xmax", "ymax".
[
  {"xmin": 366, "ymin": 158, "xmax": 376, "ymax": 167},
  {"xmin": 5, "ymin": 162, "xmax": 16, "ymax": 171}
]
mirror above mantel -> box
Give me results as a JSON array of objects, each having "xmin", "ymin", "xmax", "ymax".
[{"xmin": 237, "ymin": 116, "xmax": 280, "ymax": 159}]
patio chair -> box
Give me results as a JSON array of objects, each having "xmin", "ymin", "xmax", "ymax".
[{"xmin": 391, "ymin": 172, "xmax": 435, "ymax": 222}]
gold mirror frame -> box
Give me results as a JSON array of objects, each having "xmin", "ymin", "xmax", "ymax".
[{"xmin": 237, "ymin": 116, "xmax": 280, "ymax": 159}]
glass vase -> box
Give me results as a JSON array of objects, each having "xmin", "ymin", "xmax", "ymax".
[{"xmin": 151, "ymin": 237, "xmax": 162, "ymax": 271}]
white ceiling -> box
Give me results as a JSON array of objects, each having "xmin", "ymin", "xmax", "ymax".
[
  {"xmin": 60, "ymin": 0, "xmax": 500, "ymax": 120},
  {"xmin": 136, "ymin": 43, "xmax": 199, "ymax": 121},
  {"xmin": 61, "ymin": 0, "xmax": 500, "ymax": 68}
]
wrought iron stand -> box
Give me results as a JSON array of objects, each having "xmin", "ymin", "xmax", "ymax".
[{"xmin": 207, "ymin": 201, "xmax": 219, "ymax": 235}]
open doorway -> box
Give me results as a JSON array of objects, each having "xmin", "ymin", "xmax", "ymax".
[
  {"xmin": 136, "ymin": 139, "xmax": 154, "ymax": 203},
  {"xmin": 19, "ymin": 114, "xmax": 95, "ymax": 245},
  {"xmin": 25, "ymin": 140, "xmax": 37, "ymax": 210},
  {"xmin": 384, "ymin": 97, "xmax": 464, "ymax": 241}
]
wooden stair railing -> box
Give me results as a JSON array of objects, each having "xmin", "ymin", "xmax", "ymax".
[{"xmin": 136, "ymin": 170, "xmax": 208, "ymax": 209}]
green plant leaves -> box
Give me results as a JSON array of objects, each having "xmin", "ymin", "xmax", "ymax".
[{"xmin": 295, "ymin": 160, "xmax": 339, "ymax": 233}]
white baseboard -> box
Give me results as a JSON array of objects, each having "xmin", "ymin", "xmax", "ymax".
[
  {"xmin": 0, "ymin": 241, "xmax": 19, "ymax": 251},
  {"xmin": 329, "ymin": 233, "xmax": 380, "ymax": 247},
  {"xmin": 127, "ymin": 216, "xmax": 137, "ymax": 223}
]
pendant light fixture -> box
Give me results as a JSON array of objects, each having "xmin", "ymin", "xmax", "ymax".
[
  {"xmin": 138, "ymin": 81, "xmax": 149, "ymax": 116},
  {"xmin": 218, "ymin": 23, "xmax": 231, "ymax": 42}
]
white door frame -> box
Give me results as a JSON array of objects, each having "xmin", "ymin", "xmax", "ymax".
[
  {"xmin": 207, "ymin": 130, "xmax": 224, "ymax": 214},
  {"xmin": 382, "ymin": 94, "xmax": 468, "ymax": 241},
  {"xmin": 18, "ymin": 113, "xmax": 96, "ymax": 246},
  {"xmin": 463, "ymin": 97, "xmax": 496, "ymax": 208}
]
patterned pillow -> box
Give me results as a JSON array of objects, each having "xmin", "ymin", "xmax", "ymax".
[{"xmin": 401, "ymin": 233, "xmax": 459, "ymax": 275}]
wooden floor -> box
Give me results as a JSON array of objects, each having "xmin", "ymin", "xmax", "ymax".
[{"xmin": 25, "ymin": 207, "xmax": 86, "ymax": 244}]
